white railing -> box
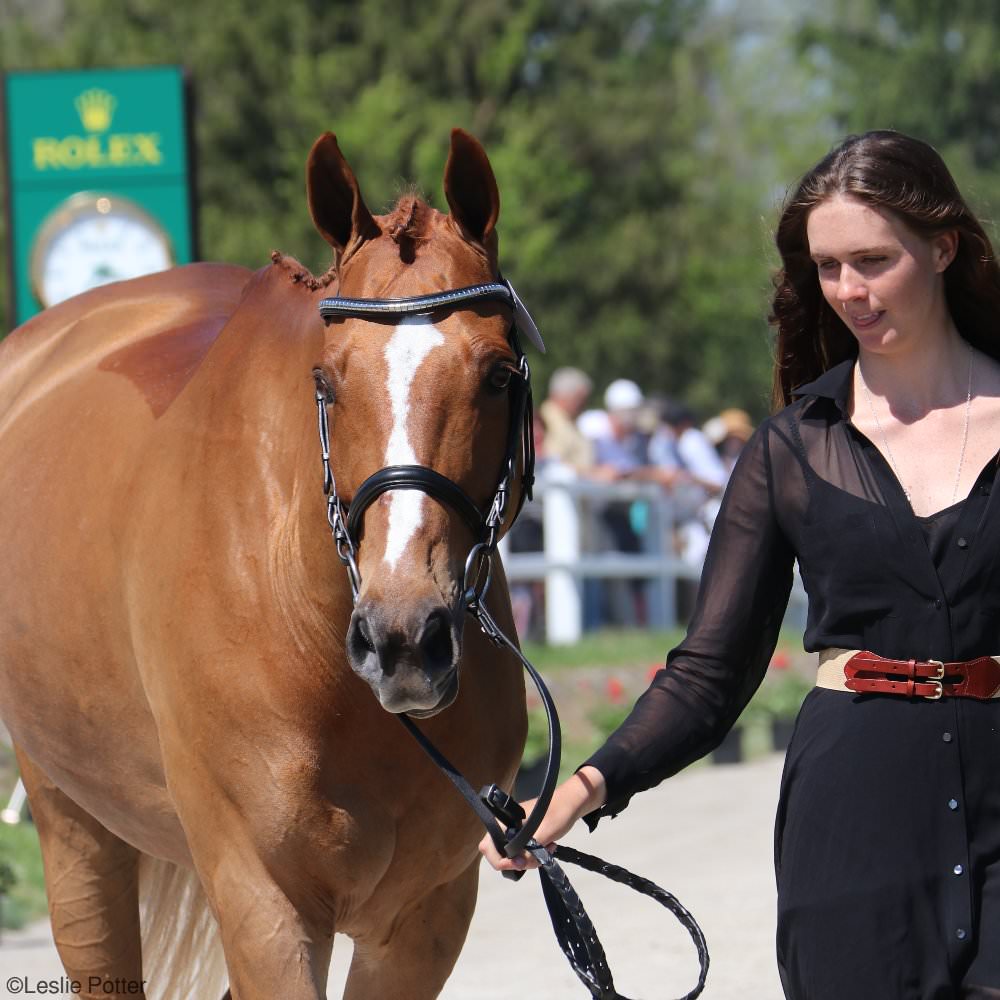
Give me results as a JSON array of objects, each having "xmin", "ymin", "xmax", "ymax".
[{"xmin": 500, "ymin": 466, "xmax": 806, "ymax": 644}]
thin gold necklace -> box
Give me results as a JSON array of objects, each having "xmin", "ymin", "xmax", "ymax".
[{"xmin": 858, "ymin": 343, "xmax": 974, "ymax": 508}]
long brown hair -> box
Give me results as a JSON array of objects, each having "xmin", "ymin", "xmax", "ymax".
[{"xmin": 769, "ymin": 130, "xmax": 1000, "ymax": 408}]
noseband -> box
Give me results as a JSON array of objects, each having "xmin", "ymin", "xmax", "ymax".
[{"xmin": 315, "ymin": 279, "xmax": 536, "ymax": 606}]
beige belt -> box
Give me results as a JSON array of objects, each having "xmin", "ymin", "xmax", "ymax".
[
  {"xmin": 816, "ymin": 648, "xmax": 865, "ymax": 691},
  {"xmin": 817, "ymin": 648, "xmax": 1000, "ymax": 699}
]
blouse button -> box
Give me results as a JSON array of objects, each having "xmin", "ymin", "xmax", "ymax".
[
  {"xmin": 943, "ymin": 732, "xmax": 954, "ymax": 743},
  {"xmin": 957, "ymin": 537, "xmax": 969, "ymax": 549},
  {"xmin": 934, "ymin": 599, "xmax": 943, "ymax": 609},
  {"xmin": 948, "ymin": 798, "xmax": 959, "ymax": 810},
  {"xmin": 957, "ymin": 928, "xmax": 968, "ymax": 941},
  {"xmin": 953, "ymin": 864, "xmax": 964, "ymax": 876}
]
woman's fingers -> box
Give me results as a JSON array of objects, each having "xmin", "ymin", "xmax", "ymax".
[
  {"xmin": 477, "ymin": 767, "xmax": 608, "ymax": 874},
  {"xmin": 477, "ymin": 831, "xmax": 542, "ymax": 871}
]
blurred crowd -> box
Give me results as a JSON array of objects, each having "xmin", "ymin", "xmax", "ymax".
[{"xmin": 510, "ymin": 366, "xmax": 755, "ymax": 636}]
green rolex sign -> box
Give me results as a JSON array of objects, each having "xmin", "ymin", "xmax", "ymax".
[{"xmin": 2, "ymin": 65, "xmax": 196, "ymax": 329}]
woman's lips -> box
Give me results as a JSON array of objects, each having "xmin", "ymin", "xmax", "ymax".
[{"xmin": 848, "ymin": 310, "xmax": 884, "ymax": 330}]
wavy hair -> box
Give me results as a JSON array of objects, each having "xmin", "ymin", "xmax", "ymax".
[{"xmin": 769, "ymin": 130, "xmax": 1000, "ymax": 408}]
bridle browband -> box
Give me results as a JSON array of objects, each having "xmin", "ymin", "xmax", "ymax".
[
  {"xmin": 313, "ymin": 279, "xmax": 709, "ymax": 999},
  {"xmin": 316, "ymin": 279, "xmax": 535, "ymax": 606}
]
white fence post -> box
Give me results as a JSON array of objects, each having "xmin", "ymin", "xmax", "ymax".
[
  {"xmin": 642, "ymin": 489, "xmax": 675, "ymax": 629},
  {"xmin": 543, "ymin": 467, "xmax": 582, "ymax": 644}
]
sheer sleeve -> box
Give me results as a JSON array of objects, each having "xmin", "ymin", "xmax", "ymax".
[{"xmin": 582, "ymin": 420, "xmax": 796, "ymax": 826}]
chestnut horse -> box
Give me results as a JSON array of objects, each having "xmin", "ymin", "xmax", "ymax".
[{"xmin": 0, "ymin": 130, "xmax": 533, "ymax": 999}]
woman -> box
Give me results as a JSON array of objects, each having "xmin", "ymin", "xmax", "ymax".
[{"xmin": 481, "ymin": 130, "xmax": 1000, "ymax": 999}]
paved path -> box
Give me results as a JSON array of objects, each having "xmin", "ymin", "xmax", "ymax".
[{"xmin": 1, "ymin": 754, "xmax": 785, "ymax": 999}]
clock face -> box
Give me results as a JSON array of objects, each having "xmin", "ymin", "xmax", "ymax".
[{"xmin": 30, "ymin": 192, "xmax": 174, "ymax": 308}]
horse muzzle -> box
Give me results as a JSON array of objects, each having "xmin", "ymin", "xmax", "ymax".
[{"xmin": 346, "ymin": 600, "xmax": 463, "ymax": 716}]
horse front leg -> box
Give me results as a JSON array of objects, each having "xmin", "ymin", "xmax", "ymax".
[
  {"xmin": 14, "ymin": 746, "xmax": 146, "ymax": 1000},
  {"xmin": 343, "ymin": 861, "xmax": 480, "ymax": 1000},
  {"xmin": 181, "ymin": 811, "xmax": 335, "ymax": 1000},
  {"xmin": 163, "ymin": 755, "xmax": 336, "ymax": 1000}
]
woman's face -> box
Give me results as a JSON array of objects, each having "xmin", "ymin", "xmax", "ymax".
[{"xmin": 806, "ymin": 193, "xmax": 957, "ymax": 355}]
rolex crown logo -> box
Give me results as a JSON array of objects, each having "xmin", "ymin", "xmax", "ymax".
[{"xmin": 74, "ymin": 88, "xmax": 117, "ymax": 133}]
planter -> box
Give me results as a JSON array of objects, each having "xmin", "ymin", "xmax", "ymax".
[
  {"xmin": 711, "ymin": 727, "xmax": 744, "ymax": 765},
  {"xmin": 771, "ymin": 717, "xmax": 797, "ymax": 752}
]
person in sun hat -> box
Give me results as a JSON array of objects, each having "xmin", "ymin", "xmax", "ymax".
[
  {"xmin": 482, "ymin": 130, "xmax": 1000, "ymax": 999},
  {"xmin": 702, "ymin": 407, "xmax": 755, "ymax": 479}
]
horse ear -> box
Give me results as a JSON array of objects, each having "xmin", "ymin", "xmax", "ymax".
[
  {"xmin": 444, "ymin": 128, "xmax": 500, "ymax": 246},
  {"xmin": 306, "ymin": 132, "xmax": 379, "ymax": 252}
]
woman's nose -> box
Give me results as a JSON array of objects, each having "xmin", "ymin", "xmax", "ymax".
[{"xmin": 837, "ymin": 267, "xmax": 866, "ymax": 302}]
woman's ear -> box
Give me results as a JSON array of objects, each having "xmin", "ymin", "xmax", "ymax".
[{"xmin": 934, "ymin": 229, "xmax": 959, "ymax": 272}]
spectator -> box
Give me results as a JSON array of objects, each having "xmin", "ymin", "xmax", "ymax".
[
  {"xmin": 703, "ymin": 407, "xmax": 754, "ymax": 480},
  {"xmin": 585, "ymin": 379, "xmax": 658, "ymax": 627},
  {"xmin": 651, "ymin": 400, "xmax": 727, "ymax": 572},
  {"xmin": 656, "ymin": 400, "xmax": 727, "ymax": 496},
  {"xmin": 538, "ymin": 367, "xmax": 595, "ymax": 473},
  {"xmin": 589, "ymin": 378, "xmax": 649, "ymax": 480}
]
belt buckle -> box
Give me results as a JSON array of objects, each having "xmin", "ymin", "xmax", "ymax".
[{"xmin": 924, "ymin": 659, "xmax": 945, "ymax": 700}]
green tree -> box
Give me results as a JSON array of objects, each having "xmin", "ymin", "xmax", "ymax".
[
  {"xmin": 0, "ymin": 0, "xmax": 833, "ymax": 417},
  {"xmin": 796, "ymin": 1, "xmax": 1000, "ymax": 221}
]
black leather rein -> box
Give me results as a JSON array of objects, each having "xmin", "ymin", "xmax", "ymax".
[{"xmin": 315, "ymin": 279, "xmax": 709, "ymax": 1000}]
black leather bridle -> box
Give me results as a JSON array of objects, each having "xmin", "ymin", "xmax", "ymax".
[
  {"xmin": 314, "ymin": 280, "xmax": 709, "ymax": 1000},
  {"xmin": 316, "ymin": 280, "xmax": 536, "ymax": 608}
]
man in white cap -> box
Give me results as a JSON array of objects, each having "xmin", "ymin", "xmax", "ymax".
[{"xmin": 590, "ymin": 378, "xmax": 647, "ymax": 478}]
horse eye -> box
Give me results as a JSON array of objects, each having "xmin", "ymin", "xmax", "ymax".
[
  {"xmin": 487, "ymin": 364, "xmax": 514, "ymax": 392},
  {"xmin": 313, "ymin": 367, "xmax": 336, "ymax": 404}
]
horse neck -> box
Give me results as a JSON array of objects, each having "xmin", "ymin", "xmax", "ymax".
[{"xmin": 204, "ymin": 263, "xmax": 355, "ymax": 653}]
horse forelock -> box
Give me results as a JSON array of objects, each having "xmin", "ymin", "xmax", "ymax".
[{"xmin": 385, "ymin": 192, "xmax": 432, "ymax": 246}]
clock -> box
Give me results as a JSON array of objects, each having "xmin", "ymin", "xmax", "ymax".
[{"xmin": 30, "ymin": 191, "xmax": 175, "ymax": 308}]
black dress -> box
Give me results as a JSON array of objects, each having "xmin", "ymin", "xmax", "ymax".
[{"xmin": 583, "ymin": 359, "xmax": 1000, "ymax": 998}]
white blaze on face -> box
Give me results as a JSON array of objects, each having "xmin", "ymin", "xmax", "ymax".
[{"xmin": 382, "ymin": 317, "xmax": 445, "ymax": 569}]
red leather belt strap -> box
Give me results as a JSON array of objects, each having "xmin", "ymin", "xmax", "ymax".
[{"xmin": 819, "ymin": 649, "xmax": 1000, "ymax": 700}]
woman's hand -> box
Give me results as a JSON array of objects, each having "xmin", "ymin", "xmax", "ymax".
[{"xmin": 478, "ymin": 766, "xmax": 607, "ymax": 874}]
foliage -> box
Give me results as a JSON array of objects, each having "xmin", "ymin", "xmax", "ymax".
[
  {"xmin": 5, "ymin": 2, "xmax": 995, "ymax": 417},
  {"xmin": 522, "ymin": 626, "xmax": 683, "ymax": 671},
  {"xmin": 0, "ymin": 0, "xmax": 828, "ymax": 420},
  {"xmin": 586, "ymin": 699, "xmax": 633, "ymax": 741},
  {"xmin": 0, "ymin": 822, "xmax": 47, "ymax": 930},
  {"xmin": 745, "ymin": 666, "xmax": 813, "ymax": 722},
  {"xmin": 795, "ymin": 1, "xmax": 1000, "ymax": 225}
]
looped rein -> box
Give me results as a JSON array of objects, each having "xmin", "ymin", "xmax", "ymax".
[{"xmin": 399, "ymin": 600, "xmax": 710, "ymax": 1000}]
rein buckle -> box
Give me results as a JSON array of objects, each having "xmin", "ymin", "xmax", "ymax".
[{"xmin": 481, "ymin": 783, "xmax": 526, "ymax": 830}]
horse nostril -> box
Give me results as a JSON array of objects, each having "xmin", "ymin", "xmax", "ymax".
[
  {"xmin": 348, "ymin": 612, "xmax": 378, "ymax": 669},
  {"xmin": 420, "ymin": 611, "xmax": 455, "ymax": 672},
  {"xmin": 357, "ymin": 617, "xmax": 376, "ymax": 653}
]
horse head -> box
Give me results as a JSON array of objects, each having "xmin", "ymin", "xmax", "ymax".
[{"xmin": 308, "ymin": 129, "xmax": 535, "ymax": 718}]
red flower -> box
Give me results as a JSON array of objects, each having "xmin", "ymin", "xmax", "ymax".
[
  {"xmin": 771, "ymin": 651, "xmax": 791, "ymax": 670},
  {"xmin": 606, "ymin": 677, "xmax": 625, "ymax": 703}
]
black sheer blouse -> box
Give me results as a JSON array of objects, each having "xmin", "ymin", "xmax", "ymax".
[{"xmin": 584, "ymin": 358, "xmax": 1000, "ymax": 823}]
